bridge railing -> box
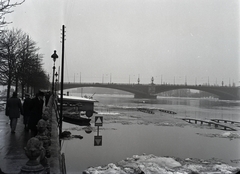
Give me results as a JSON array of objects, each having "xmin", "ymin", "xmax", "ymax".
[{"xmin": 63, "ymin": 82, "xmax": 238, "ymax": 88}]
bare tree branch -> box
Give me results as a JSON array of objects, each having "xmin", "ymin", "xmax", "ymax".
[{"xmin": 0, "ymin": 0, "xmax": 25, "ymax": 32}]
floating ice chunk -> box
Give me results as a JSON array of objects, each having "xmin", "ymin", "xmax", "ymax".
[
  {"xmin": 144, "ymin": 156, "xmax": 182, "ymax": 168},
  {"xmin": 222, "ymin": 132, "xmax": 232, "ymax": 137},
  {"xmin": 185, "ymin": 158, "xmax": 192, "ymax": 161},
  {"xmin": 213, "ymin": 164, "xmax": 238, "ymax": 173},
  {"xmin": 84, "ymin": 163, "xmax": 127, "ymax": 174},
  {"xmin": 97, "ymin": 112, "xmax": 120, "ymax": 115},
  {"xmin": 83, "ymin": 154, "xmax": 240, "ymax": 174},
  {"xmin": 184, "ymin": 164, "xmax": 204, "ymax": 173},
  {"xmin": 221, "ymin": 132, "xmax": 240, "ymax": 139}
]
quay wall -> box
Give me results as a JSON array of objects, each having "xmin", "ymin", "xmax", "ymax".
[{"xmin": 48, "ymin": 96, "xmax": 63, "ymax": 174}]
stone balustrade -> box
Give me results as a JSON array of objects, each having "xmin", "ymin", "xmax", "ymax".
[{"xmin": 20, "ymin": 95, "xmax": 63, "ymax": 174}]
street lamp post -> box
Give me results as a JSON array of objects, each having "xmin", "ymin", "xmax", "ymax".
[
  {"xmin": 54, "ymin": 72, "xmax": 58, "ymax": 94},
  {"xmin": 51, "ymin": 50, "xmax": 58, "ymax": 94},
  {"xmin": 151, "ymin": 76, "xmax": 154, "ymax": 84}
]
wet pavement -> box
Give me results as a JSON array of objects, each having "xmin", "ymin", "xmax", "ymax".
[{"xmin": 0, "ymin": 111, "xmax": 32, "ymax": 174}]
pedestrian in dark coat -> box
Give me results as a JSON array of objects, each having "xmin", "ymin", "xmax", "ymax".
[
  {"xmin": 45, "ymin": 91, "xmax": 51, "ymax": 107},
  {"xmin": 28, "ymin": 91, "xmax": 44, "ymax": 136},
  {"xmin": 23, "ymin": 93, "xmax": 31, "ymax": 131},
  {"xmin": 5, "ymin": 92, "xmax": 23, "ymax": 133}
]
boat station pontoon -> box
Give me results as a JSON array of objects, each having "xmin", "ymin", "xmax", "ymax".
[{"xmin": 58, "ymin": 95, "xmax": 98, "ymax": 117}]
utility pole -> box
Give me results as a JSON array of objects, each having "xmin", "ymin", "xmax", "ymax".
[{"xmin": 60, "ymin": 25, "xmax": 65, "ymax": 136}]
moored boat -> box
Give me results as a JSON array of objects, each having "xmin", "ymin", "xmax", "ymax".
[
  {"xmin": 63, "ymin": 112, "xmax": 91, "ymax": 126},
  {"xmin": 58, "ymin": 95, "xmax": 98, "ymax": 117}
]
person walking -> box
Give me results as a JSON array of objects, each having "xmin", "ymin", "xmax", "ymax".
[
  {"xmin": 28, "ymin": 91, "xmax": 44, "ymax": 136},
  {"xmin": 45, "ymin": 91, "xmax": 51, "ymax": 107},
  {"xmin": 23, "ymin": 93, "xmax": 31, "ymax": 131},
  {"xmin": 5, "ymin": 92, "xmax": 23, "ymax": 134}
]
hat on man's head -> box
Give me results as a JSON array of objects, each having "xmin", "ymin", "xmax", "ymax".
[
  {"xmin": 38, "ymin": 91, "xmax": 44, "ymax": 97},
  {"xmin": 12, "ymin": 92, "xmax": 17, "ymax": 97}
]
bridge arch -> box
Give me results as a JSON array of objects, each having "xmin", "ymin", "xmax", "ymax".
[
  {"xmin": 154, "ymin": 85, "xmax": 239, "ymax": 100},
  {"xmin": 61, "ymin": 83, "xmax": 149, "ymax": 97}
]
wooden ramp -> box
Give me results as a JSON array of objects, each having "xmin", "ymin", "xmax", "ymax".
[
  {"xmin": 181, "ymin": 118, "xmax": 237, "ymax": 131},
  {"xmin": 159, "ymin": 109, "xmax": 176, "ymax": 114},
  {"xmin": 137, "ymin": 108, "xmax": 155, "ymax": 114},
  {"xmin": 211, "ymin": 119, "xmax": 240, "ymax": 125}
]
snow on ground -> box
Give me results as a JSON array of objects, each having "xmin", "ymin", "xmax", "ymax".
[{"xmin": 83, "ymin": 154, "xmax": 240, "ymax": 174}]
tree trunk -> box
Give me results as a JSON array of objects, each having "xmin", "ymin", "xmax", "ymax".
[
  {"xmin": 27, "ymin": 84, "xmax": 29, "ymax": 93},
  {"xmin": 7, "ymin": 80, "xmax": 11, "ymax": 99},
  {"xmin": 21, "ymin": 83, "xmax": 25, "ymax": 99},
  {"xmin": 15, "ymin": 75, "xmax": 18, "ymax": 94}
]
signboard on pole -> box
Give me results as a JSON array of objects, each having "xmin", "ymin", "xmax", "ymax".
[
  {"xmin": 94, "ymin": 136, "xmax": 102, "ymax": 146},
  {"xmin": 95, "ymin": 116, "xmax": 103, "ymax": 127}
]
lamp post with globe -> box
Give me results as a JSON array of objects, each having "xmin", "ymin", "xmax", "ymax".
[{"xmin": 51, "ymin": 50, "xmax": 58, "ymax": 94}]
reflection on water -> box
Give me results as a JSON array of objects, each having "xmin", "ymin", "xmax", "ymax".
[{"xmin": 61, "ymin": 94, "xmax": 240, "ymax": 173}]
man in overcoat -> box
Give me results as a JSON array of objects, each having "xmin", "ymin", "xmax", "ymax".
[
  {"xmin": 28, "ymin": 91, "xmax": 44, "ymax": 136},
  {"xmin": 5, "ymin": 92, "xmax": 23, "ymax": 133}
]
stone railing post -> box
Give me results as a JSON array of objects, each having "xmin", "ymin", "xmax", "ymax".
[
  {"xmin": 20, "ymin": 137, "xmax": 46, "ymax": 174},
  {"xmin": 35, "ymin": 119, "xmax": 51, "ymax": 173}
]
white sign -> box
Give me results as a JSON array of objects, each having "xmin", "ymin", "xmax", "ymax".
[{"xmin": 95, "ymin": 116, "xmax": 103, "ymax": 126}]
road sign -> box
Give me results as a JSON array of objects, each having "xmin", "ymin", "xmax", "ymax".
[
  {"xmin": 94, "ymin": 136, "xmax": 102, "ymax": 146},
  {"xmin": 95, "ymin": 116, "xmax": 103, "ymax": 126}
]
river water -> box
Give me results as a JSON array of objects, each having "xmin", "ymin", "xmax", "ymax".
[{"xmin": 61, "ymin": 94, "xmax": 240, "ymax": 173}]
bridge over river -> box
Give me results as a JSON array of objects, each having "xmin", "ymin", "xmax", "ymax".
[{"xmin": 60, "ymin": 82, "xmax": 240, "ymax": 100}]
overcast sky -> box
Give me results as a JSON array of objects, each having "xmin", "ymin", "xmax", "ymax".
[{"xmin": 5, "ymin": 0, "xmax": 240, "ymax": 85}]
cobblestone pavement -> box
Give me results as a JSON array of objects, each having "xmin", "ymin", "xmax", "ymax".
[{"xmin": 0, "ymin": 111, "xmax": 32, "ymax": 174}]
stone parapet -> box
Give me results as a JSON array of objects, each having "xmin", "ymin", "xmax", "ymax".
[
  {"xmin": 20, "ymin": 95, "xmax": 63, "ymax": 174},
  {"xmin": 47, "ymin": 96, "xmax": 62, "ymax": 174},
  {"xmin": 48, "ymin": 105, "xmax": 61, "ymax": 173}
]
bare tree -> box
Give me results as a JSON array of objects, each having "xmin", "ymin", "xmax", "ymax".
[
  {"xmin": 0, "ymin": 29, "xmax": 49, "ymax": 99},
  {"xmin": 0, "ymin": 0, "xmax": 25, "ymax": 33},
  {"xmin": 0, "ymin": 28, "xmax": 21, "ymax": 98},
  {"xmin": 16, "ymin": 35, "xmax": 42, "ymax": 98}
]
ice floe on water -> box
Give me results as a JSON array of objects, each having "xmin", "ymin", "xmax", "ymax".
[
  {"xmin": 83, "ymin": 154, "xmax": 240, "ymax": 174},
  {"xmin": 64, "ymin": 126, "xmax": 117, "ymax": 132},
  {"xmin": 196, "ymin": 131, "xmax": 240, "ymax": 139},
  {"xmin": 97, "ymin": 112, "xmax": 120, "ymax": 115}
]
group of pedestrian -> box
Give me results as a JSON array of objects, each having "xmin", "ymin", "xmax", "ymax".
[{"xmin": 5, "ymin": 91, "xmax": 46, "ymax": 135}]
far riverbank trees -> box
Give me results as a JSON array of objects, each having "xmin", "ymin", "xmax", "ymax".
[{"xmin": 0, "ymin": 28, "xmax": 50, "ymax": 99}]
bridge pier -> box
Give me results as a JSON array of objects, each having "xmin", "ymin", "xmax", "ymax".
[{"xmin": 134, "ymin": 93, "xmax": 157, "ymax": 99}]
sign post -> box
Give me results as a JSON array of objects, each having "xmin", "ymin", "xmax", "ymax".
[{"xmin": 94, "ymin": 116, "xmax": 103, "ymax": 146}]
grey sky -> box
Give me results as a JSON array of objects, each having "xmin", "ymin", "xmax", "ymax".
[{"xmin": 6, "ymin": 0, "xmax": 239, "ymax": 85}]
